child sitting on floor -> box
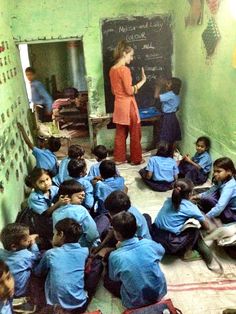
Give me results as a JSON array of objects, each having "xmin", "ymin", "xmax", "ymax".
[
  {"xmin": 152, "ymin": 178, "xmax": 221, "ymax": 272},
  {"xmin": 0, "ymin": 260, "xmax": 14, "ymax": 314},
  {"xmin": 139, "ymin": 141, "xmax": 178, "ymax": 191},
  {"xmin": 94, "ymin": 190, "xmax": 151, "ymax": 249},
  {"xmin": 87, "ymin": 145, "xmax": 108, "ymax": 178},
  {"xmin": 0, "ymin": 223, "xmax": 40, "ymax": 298},
  {"xmin": 53, "ymin": 180, "xmax": 100, "ymax": 248},
  {"xmin": 178, "ymin": 136, "xmax": 212, "ymax": 186},
  {"xmin": 34, "ymin": 218, "xmax": 90, "ymax": 313},
  {"xmin": 104, "ymin": 211, "xmax": 167, "ymax": 309},
  {"xmin": 93, "ymin": 160, "xmax": 127, "ymax": 215},
  {"xmin": 192, "ymin": 157, "xmax": 236, "ymax": 224},
  {"xmin": 27, "ymin": 168, "xmax": 67, "ymax": 247},
  {"xmin": 53, "ymin": 144, "xmax": 85, "ymax": 186},
  {"xmin": 17, "ymin": 122, "xmax": 61, "ymax": 176},
  {"xmin": 67, "ymin": 159, "xmax": 94, "ymax": 210}
]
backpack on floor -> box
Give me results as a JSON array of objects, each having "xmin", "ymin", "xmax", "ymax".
[
  {"xmin": 15, "ymin": 207, "xmax": 36, "ymax": 234},
  {"xmin": 122, "ymin": 299, "xmax": 182, "ymax": 314}
]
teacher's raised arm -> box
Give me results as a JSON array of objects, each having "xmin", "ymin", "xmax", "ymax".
[{"xmin": 109, "ymin": 40, "xmax": 146, "ymax": 166}]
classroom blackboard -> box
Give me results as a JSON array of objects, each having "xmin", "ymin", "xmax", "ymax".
[{"xmin": 102, "ymin": 15, "xmax": 173, "ymax": 113}]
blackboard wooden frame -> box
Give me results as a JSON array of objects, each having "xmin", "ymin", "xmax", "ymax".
[{"xmin": 101, "ymin": 14, "xmax": 173, "ymax": 113}]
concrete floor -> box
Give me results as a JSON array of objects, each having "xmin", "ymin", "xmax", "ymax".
[{"xmin": 84, "ymin": 153, "xmax": 236, "ymax": 314}]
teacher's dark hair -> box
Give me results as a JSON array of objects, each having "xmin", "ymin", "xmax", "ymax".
[{"xmin": 113, "ymin": 40, "xmax": 133, "ymax": 62}]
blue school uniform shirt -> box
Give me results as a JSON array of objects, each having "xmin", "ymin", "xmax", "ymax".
[
  {"xmin": 30, "ymin": 80, "xmax": 53, "ymax": 111},
  {"xmin": 87, "ymin": 161, "xmax": 101, "ymax": 178},
  {"xmin": 0, "ymin": 244, "xmax": 40, "ymax": 297},
  {"xmin": 94, "ymin": 176, "xmax": 125, "ymax": 213},
  {"xmin": 52, "ymin": 204, "xmax": 100, "ymax": 247},
  {"xmin": 87, "ymin": 162, "xmax": 120, "ymax": 179},
  {"xmin": 0, "ymin": 300, "xmax": 12, "ymax": 314},
  {"xmin": 159, "ymin": 91, "xmax": 180, "ymax": 113},
  {"xmin": 28, "ymin": 185, "xmax": 59, "ymax": 215},
  {"xmin": 32, "ymin": 147, "xmax": 58, "ymax": 175},
  {"xmin": 146, "ymin": 156, "xmax": 179, "ymax": 182},
  {"xmin": 154, "ymin": 198, "xmax": 205, "ymax": 235},
  {"xmin": 109, "ymin": 237, "xmax": 166, "ymax": 309},
  {"xmin": 128, "ymin": 206, "xmax": 151, "ymax": 239},
  {"xmin": 53, "ymin": 157, "xmax": 71, "ymax": 186},
  {"xmin": 192, "ymin": 151, "xmax": 212, "ymax": 174},
  {"xmin": 71, "ymin": 177, "xmax": 94, "ymax": 209},
  {"xmin": 34, "ymin": 243, "xmax": 88, "ymax": 310},
  {"xmin": 201, "ymin": 177, "xmax": 236, "ymax": 218}
]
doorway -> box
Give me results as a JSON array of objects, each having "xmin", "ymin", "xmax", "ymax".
[{"xmin": 18, "ymin": 40, "xmax": 89, "ymax": 149}]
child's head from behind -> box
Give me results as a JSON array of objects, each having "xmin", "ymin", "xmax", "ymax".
[
  {"xmin": 52, "ymin": 218, "xmax": 83, "ymax": 247},
  {"xmin": 156, "ymin": 141, "xmax": 174, "ymax": 158},
  {"xmin": 68, "ymin": 144, "xmax": 85, "ymax": 159},
  {"xmin": 1, "ymin": 223, "xmax": 30, "ymax": 251},
  {"xmin": 68, "ymin": 159, "xmax": 87, "ymax": 178},
  {"xmin": 25, "ymin": 67, "xmax": 36, "ymax": 82},
  {"xmin": 25, "ymin": 168, "xmax": 52, "ymax": 192},
  {"xmin": 0, "ymin": 260, "xmax": 14, "ymax": 301},
  {"xmin": 58, "ymin": 179, "xmax": 85, "ymax": 205},
  {"xmin": 104, "ymin": 191, "xmax": 131, "ymax": 216},
  {"xmin": 112, "ymin": 211, "xmax": 137, "ymax": 241},
  {"xmin": 172, "ymin": 178, "xmax": 194, "ymax": 210},
  {"xmin": 167, "ymin": 77, "xmax": 181, "ymax": 95},
  {"xmin": 196, "ymin": 136, "xmax": 211, "ymax": 154},
  {"xmin": 99, "ymin": 160, "xmax": 117, "ymax": 179},
  {"xmin": 47, "ymin": 136, "xmax": 61, "ymax": 152},
  {"xmin": 213, "ymin": 157, "xmax": 236, "ymax": 183},
  {"xmin": 92, "ymin": 145, "xmax": 108, "ymax": 161}
]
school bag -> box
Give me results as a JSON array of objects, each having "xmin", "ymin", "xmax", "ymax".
[
  {"xmin": 122, "ymin": 298, "xmax": 182, "ymax": 314},
  {"xmin": 15, "ymin": 206, "xmax": 37, "ymax": 234}
]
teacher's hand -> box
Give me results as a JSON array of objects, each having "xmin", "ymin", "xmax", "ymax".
[{"xmin": 141, "ymin": 67, "xmax": 146, "ymax": 83}]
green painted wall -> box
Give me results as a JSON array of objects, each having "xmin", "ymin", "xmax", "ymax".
[
  {"xmin": 28, "ymin": 42, "xmax": 68, "ymax": 94},
  {"xmin": 173, "ymin": 0, "xmax": 236, "ymax": 160},
  {"xmin": 0, "ymin": 0, "xmax": 34, "ymax": 230}
]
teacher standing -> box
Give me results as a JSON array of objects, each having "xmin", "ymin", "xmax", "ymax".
[{"xmin": 110, "ymin": 40, "xmax": 146, "ymax": 165}]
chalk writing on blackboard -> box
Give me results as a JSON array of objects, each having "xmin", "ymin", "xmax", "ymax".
[{"xmin": 102, "ymin": 15, "xmax": 173, "ymax": 112}]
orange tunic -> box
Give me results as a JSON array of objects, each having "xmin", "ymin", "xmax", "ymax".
[{"xmin": 109, "ymin": 65, "xmax": 140, "ymax": 125}]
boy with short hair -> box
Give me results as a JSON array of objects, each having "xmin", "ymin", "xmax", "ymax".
[
  {"xmin": 25, "ymin": 67, "xmax": 53, "ymax": 119},
  {"xmin": 34, "ymin": 218, "xmax": 90, "ymax": 312},
  {"xmin": 0, "ymin": 260, "xmax": 14, "ymax": 314},
  {"xmin": 53, "ymin": 144, "xmax": 85, "ymax": 186},
  {"xmin": 87, "ymin": 145, "xmax": 108, "ymax": 178},
  {"xmin": 94, "ymin": 191, "xmax": 151, "ymax": 254},
  {"xmin": 67, "ymin": 159, "xmax": 94, "ymax": 210},
  {"xmin": 0, "ymin": 223, "xmax": 40, "ymax": 297},
  {"xmin": 104, "ymin": 211, "xmax": 167, "ymax": 309},
  {"xmin": 93, "ymin": 160, "xmax": 127, "ymax": 214}
]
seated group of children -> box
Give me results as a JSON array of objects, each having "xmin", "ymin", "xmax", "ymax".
[{"xmin": 0, "ymin": 127, "xmax": 235, "ymax": 313}]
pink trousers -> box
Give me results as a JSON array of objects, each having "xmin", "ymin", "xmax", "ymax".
[{"xmin": 114, "ymin": 103, "xmax": 142, "ymax": 164}]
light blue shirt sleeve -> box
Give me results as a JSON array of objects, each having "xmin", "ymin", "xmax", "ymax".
[
  {"xmin": 80, "ymin": 212, "xmax": 101, "ymax": 247},
  {"xmin": 0, "ymin": 300, "xmax": 13, "ymax": 314},
  {"xmin": 28, "ymin": 193, "xmax": 48, "ymax": 215},
  {"xmin": 206, "ymin": 183, "xmax": 235, "ymax": 218},
  {"xmin": 34, "ymin": 251, "xmax": 50, "ymax": 276},
  {"xmin": 192, "ymin": 152, "xmax": 212, "ymax": 173},
  {"xmin": 78, "ymin": 178, "xmax": 94, "ymax": 209},
  {"xmin": 146, "ymin": 158, "xmax": 154, "ymax": 173}
]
